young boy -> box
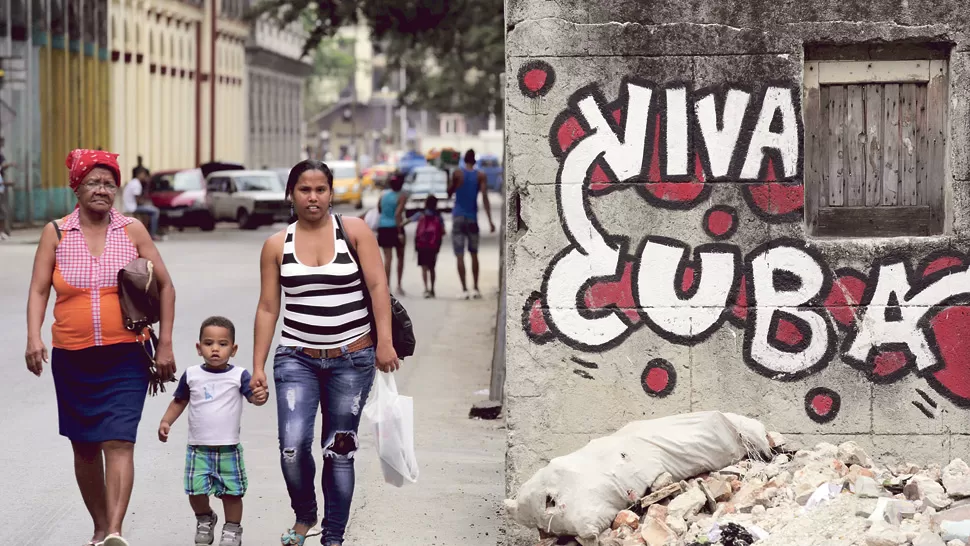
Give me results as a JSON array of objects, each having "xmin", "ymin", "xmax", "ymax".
[
  {"xmin": 158, "ymin": 316, "xmax": 268, "ymax": 546},
  {"xmin": 407, "ymin": 194, "xmax": 447, "ymax": 298}
]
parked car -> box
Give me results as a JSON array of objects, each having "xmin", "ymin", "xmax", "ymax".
[
  {"xmin": 204, "ymin": 170, "xmax": 289, "ymax": 229},
  {"xmin": 402, "ymin": 166, "xmax": 453, "ymax": 215},
  {"xmin": 149, "ymin": 168, "xmax": 215, "ymax": 231},
  {"xmin": 328, "ymin": 160, "xmax": 364, "ymax": 209},
  {"xmin": 361, "ymin": 163, "xmax": 393, "ymax": 189},
  {"xmin": 271, "ymin": 167, "xmax": 291, "ymax": 187},
  {"xmin": 477, "ymin": 154, "xmax": 504, "ymax": 192}
]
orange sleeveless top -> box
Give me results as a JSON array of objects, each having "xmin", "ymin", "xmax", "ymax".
[{"xmin": 51, "ymin": 208, "xmax": 141, "ymax": 350}]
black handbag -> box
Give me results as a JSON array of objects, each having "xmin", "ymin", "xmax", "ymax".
[{"xmin": 335, "ymin": 214, "xmax": 416, "ymax": 358}]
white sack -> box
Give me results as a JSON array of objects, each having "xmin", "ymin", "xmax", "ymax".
[{"xmin": 504, "ymin": 411, "xmax": 770, "ymax": 543}]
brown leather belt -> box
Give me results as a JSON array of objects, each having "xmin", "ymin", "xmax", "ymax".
[{"xmin": 299, "ymin": 335, "xmax": 373, "ymax": 359}]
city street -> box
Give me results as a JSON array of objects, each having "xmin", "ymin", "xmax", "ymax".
[{"xmin": 0, "ymin": 194, "xmax": 505, "ymax": 545}]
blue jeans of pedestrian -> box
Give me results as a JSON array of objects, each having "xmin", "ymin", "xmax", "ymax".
[
  {"xmin": 273, "ymin": 344, "xmax": 376, "ymax": 544},
  {"xmin": 134, "ymin": 204, "xmax": 160, "ymax": 237}
]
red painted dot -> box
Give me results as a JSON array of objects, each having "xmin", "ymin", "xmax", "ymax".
[
  {"xmin": 811, "ymin": 394, "xmax": 834, "ymax": 416},
  {"xmin": 645, "ymin": 367, "xmax": 669, "ymax": 393},
  {"xmin": 523, "ymin": 69, "xmax": 548, "ymax": 93},
  {"xmin": 706, "ymin": 209, "xmax": 735, "ymax": 237}
]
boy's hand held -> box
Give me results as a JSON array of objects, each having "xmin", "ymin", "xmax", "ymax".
[{"xmin": 158, "ymin": 421, "xmax": 170, "ymax": 442}]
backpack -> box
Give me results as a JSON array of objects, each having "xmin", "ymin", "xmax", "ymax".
[{"xmin": 415, "ymin": 213, "xmax": 444, "ymax": 250}]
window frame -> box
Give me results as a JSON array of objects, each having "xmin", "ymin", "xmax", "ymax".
[{"xmin": 803, "ymin": 54, "xmax": 949, "ymax": 238}]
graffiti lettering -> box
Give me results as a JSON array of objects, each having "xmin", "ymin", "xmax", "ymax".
[
  {"xmin": 744, "ymin": 241, "xmax": 834, "ymax": 377},
  {"xmin": 635, "ymin": 239, "xmax": 739, "ymax": 344},
  {"xmin": 518, "ymin": 69, "xmax": 970, "ymax": 421}
]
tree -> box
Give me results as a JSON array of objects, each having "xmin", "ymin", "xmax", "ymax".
[
  {"xmin": 247, "ymin": 0, "xmax": 504, "ymax": 118},
  {"xmin": 303, "ymin": 35, "xmax": 356, "ymax": 118}
]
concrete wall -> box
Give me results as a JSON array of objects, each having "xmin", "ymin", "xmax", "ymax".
[{"xmin": 504, "ymin": 1, "xmax": 970, "ymax": 543}]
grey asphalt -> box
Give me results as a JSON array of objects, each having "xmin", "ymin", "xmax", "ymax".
[{"xmin": 0, "ymin": 194, "xmax": 505, "ymax": 545}]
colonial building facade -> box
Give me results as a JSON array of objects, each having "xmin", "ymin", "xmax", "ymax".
[
  {"xmin": 245, "ymin": 14, "xmax": 311, "ymax": 169},
  {"xmin": 109, "ymin": 0, "xmax": 248, "ymax": 174}
]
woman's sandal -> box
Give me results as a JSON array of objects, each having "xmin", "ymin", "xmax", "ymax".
[
  {"xmin": 281, "ymin": 527, "xmax": 322, "ymax": 546},
  {"xmin": 102, "ymin": 535, "xmax": 129, "ymax": 546},
  {"xmin": 82, "ymin": 541, "xmax": 104, "ymax": 546}
]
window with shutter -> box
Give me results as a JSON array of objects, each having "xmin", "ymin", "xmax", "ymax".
[{"xmin": 803, "ymin": 46, "xmax": 950, "ymax": 237}]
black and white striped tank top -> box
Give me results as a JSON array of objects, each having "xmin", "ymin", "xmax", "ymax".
[{"xmin": 279, "ymin": 220, "xmax": 371, "ymax": 349}]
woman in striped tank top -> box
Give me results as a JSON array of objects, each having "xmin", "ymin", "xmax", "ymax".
[{"xmin": 251, "ymin": 160, "xmax": 399, "ymax": 546}]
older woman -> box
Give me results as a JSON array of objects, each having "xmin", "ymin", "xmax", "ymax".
[{"xmin": 25, "ymin": 149, "xmax": 177, "ymax": 546}]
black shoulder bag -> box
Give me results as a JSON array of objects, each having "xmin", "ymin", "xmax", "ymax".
[{"xmin": 334, "ymin": 214, "xmax": 416, "ymax": 358}]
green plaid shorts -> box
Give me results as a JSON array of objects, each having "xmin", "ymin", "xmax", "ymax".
[{"xmin": 184, "ymin": 444, "xmax": 248, "ymax": 497}]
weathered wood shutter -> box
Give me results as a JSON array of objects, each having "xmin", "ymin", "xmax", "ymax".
[{"xmin": 804, "ymin": 60, "xmax": 947, "ymax": 237}]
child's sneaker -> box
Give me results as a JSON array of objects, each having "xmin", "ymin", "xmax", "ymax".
[
  {"xmin": 195, "ymin": 511, "xmax": 218, "ymax": 545},
  {"xmin": 219, "ymin": 523, "xmax": 243, "ymax": 546}
]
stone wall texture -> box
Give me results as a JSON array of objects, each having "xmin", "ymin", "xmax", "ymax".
[{"xmin": 503, "ymin": 1, "xmax": 970, "ymax": 543}]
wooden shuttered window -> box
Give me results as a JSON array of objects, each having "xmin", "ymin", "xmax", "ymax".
[{"xmin": 804, "ymin": 59, "xmax": 948, "ymax": 237}]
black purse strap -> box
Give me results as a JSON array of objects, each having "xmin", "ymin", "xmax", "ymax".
[{"xmin": 334, "ymin": 214, "xmax": 378, "ymax": 341}]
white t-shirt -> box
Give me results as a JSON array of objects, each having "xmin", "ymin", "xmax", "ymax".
[
  {"xmin": 174, "ymin": 364, "xmax": 253, "ymax": 446},
  {"xmin": 122, "ymin": 178, "xmax": 142, "ymax": 213}
]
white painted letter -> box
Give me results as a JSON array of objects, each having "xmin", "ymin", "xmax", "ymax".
[
  {"xmin": 847, "ymin": 262, "xmax": 970, "ymax": 370},
  {"xmin": 741, "ymin": 87, "xmax": 800, "ymax": 179},
  {"xmin": 749, "ymin": 245, "xmax": 830, "ymax": 374},
  {"xmin": 665, "ymin": 87, "xmax": 688, "ymax": 177},
  {"xmin": 546, "ymin": 83, "xmax": 653, "ymax": 347},
  {"xmin": 695, "ymin": 89, "xmax": 750, "ymax": 178},
  {"xmin": 637, "ymin": 241, "xmax": 737, "ymax": 339}
]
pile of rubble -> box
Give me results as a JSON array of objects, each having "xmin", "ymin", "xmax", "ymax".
[{"xmin": 540, "ymin": 435, "xmax": 970, "ymax": 546}]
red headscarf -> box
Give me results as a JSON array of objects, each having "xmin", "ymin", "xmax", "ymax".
[{"xmin": 65, "ymin": 149, "xmax": 121, "ymax": 190}]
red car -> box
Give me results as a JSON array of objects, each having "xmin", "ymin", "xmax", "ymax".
[{"xmin": 149, "ymin": 168, "xmax": 216, "ymax": 231}]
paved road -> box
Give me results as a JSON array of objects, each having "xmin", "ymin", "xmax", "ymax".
[{"xmin": 0, "ymin": 194, "xmax": 505, "ymax": 545}]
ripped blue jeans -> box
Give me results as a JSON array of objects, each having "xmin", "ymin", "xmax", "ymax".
[{"xmin": 273, "ymin": 344, "xmax": 376, "ymax": 544}]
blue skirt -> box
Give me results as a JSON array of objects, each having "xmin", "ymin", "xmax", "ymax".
[{"xmin": 51, "ymin": 342, "xmax": 152, "ymax": 443}]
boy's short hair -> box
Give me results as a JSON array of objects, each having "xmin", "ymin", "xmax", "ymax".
[{"xmin": 199, "ymin": 316, "xmax": 236, "ymax": 342}]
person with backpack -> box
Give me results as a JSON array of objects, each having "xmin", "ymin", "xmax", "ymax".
[{"xmin": 405, "ymin": 195, "xmax": 447, "ymax": 298}]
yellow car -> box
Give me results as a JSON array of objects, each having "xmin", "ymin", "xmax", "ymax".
[{"xmin": 328, "ymin": 160, "xmax": 364, "ymax": 209}]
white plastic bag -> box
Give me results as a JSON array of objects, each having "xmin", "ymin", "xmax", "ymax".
[
  {"xmin": 362, "ymin": 372, "xmax": 419, "ymax": 486},
  {"xmin": 364, "ymin": 207, "xmax": 380, "ymax": 232}
]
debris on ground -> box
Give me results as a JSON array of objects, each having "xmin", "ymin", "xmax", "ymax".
[{"xmin": 505, "ymin": 412, "xmax": 970, "ymax": 546}]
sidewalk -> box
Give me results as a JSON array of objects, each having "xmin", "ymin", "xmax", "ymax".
[
  {"xmin": 1, "ymin": 224, "xmax": 44, "ymax": 245},
  {"xmin": 343, "ymin": 225, "xmax": 506, "ymax": 545}
]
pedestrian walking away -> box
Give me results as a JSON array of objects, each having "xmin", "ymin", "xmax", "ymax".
[
  {"xmin": 405, "ymin": 194, "xmax": 447, "ymax": 298},
  {"xmin": 448, "ymin": 149, "xmax": 495, "ymax": 299},
  {"xmin": 122, "ymin": 164, "xmax": 162, "ymax": 241},
  {"xmin": 375, "ymin": 172, "xmax": 408, "ymax": 295},
  {"xmin": 0, "ymin": 137, "xmax": 14, "ymax": 239},
  {"xmin": 157, "ymin": 316, "xmax": 269, "ymax": 546},
  {"xmin": 250, "ymin": 159, "xmax": 401, "ymax": 546},
  {"xmin": 24, "ymin": 149, "xmax": 177, "ymax": 546}
]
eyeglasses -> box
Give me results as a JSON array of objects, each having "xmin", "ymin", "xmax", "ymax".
[{"xmin": 82, "ymin": 180, "xmax": 119, "ymax": 192}]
